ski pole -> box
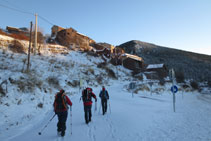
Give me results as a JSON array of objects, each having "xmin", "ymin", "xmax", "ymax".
[
  {"xmin": 98, "ymin": 100, "xmax": 102, "ymax": 114},
  {"xmin": 95, "ymin": 101, "xmax": 97, "ymax": 112},
  {"xmin": 38, "ymin": 113, "xmax": 56, "ymax": 135},
  {"xmin": 109, "ymin": 100, "xmax": 111, "ymax": 114},
  {"xmin": 70, "ymin": 106, "xmax": 72, "ymax": 135}
]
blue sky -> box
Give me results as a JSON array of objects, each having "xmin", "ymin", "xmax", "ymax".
[{"xmin": 0, "ymin": 0, "xmax": 210, "ymax": 55}]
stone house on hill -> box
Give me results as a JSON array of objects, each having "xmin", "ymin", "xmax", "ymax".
[
  {"xmin": 90, "ymin": 43, "xmax": 115, "ymax": 58},
  {"xmin": 51, "ymin": 25, "xmax": 64, "ymax": 37},
  {"xmin": 121, "ymin": 53, "xmax": 144, "ymax": 71},
  {"xmin": 55, "ymin": 26, "xmax": 95, "ymax": 51},
  {"xmin": 145, "ymin": 64, "xmax": 168, "ymax": 79},
  {"xmin": 6, "ymin": 26, "xmax": 29, "ymax": 37}
]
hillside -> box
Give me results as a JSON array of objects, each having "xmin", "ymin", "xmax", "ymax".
[
  {"xmin": 0, "ymin": 49, "xmax": 211, "ymax": 141},
  {"xmin": 118, "ymin": 40, "xmax": 211, "ymax": 81}
]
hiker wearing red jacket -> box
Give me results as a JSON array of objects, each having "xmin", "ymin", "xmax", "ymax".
[
  {"xmin": 53, "ymin": 89, "xmax": 72, "ymax": 137},
  {"xmin": 82, "ymin": 87, "xmax": 97, "ymax": 124}
]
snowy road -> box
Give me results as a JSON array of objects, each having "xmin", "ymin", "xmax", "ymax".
[{"xmin": 2, "ymin": 83, "xmax": 211, "ymax": 141}]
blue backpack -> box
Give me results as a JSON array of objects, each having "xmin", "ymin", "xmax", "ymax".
[{"xmin": 100, "ymin": 90, "xmax": 108, "ymax": 99}]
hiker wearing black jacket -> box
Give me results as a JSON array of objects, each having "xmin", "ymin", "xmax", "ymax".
[{"xmin": 99, "ymin": 86, "xmax": 109, "ymax": 115}]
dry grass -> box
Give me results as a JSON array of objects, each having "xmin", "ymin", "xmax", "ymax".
[
  {"xmin": 47, "ymin": 76, "xmax": 60, "ymax": 89},
  {"xmin": 67, "ymin": 80, "xmax": 79, "ymax": 87},
  {"xmin": 9, "ymin": 40, "xmax": 26, "ymax": 54},
  {"xmin": 88, "ymin": 68, "xmax": 95, "ymax": 75},
  {"xmin": 0, "ymin": 29, "xmax": 29, "ymax": 41}
]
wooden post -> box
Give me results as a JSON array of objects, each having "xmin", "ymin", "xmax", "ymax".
[
  {"xmin": 27, "ymin": 21, "xmax": 33, "ymax": 71},
  {"xmin": 34, "ymin": 13, "xmax": 38, "ymax": 55}
]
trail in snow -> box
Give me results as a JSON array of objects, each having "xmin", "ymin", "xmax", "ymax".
[{"xmin": 2, "ymin": 83, "xmax": 211, "ymax": 141}]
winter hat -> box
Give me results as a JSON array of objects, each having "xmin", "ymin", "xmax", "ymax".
[
  {"xmin": 87, "ymin": 87, "xmax": 92, "ymax": 92},
  {"xmin": 60, "ymin": 89, "xmax": 65, "ymax": 94},
  {"xmin": 102, "ymin": 86, "xmax": 105, "ymax": 91}
]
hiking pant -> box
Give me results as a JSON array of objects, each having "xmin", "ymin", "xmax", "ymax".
[
  {"xmin": 84, "ymin": 105, "xmax": 92, "ymax": 123},
  {"xmin": 56, "ymin": 111, "xmax": 68, "ymax": 132},
  {"xmin": 101, "ymin": 99, "xmax": 108, "ymax": 115}
]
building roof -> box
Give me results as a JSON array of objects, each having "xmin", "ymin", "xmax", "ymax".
[
  {"xmin": 147, "ymin": 64, "xmax": 164, "ymax": 69},
  {"xmin": 121, "ymin": 53, "xmax": 143, "ymax": 62}
]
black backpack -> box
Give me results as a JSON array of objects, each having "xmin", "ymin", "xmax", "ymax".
[
  {"xmin": 54, "ymin": 93, "xmax": 67, "ymax": 110},
  {"xmin": 82, "ymin": 89, "xmax": 92, "ymax": 102}
]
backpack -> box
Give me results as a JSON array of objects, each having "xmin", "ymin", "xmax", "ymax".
[
  {"xmin": 54, "ymin": 93, "xmax": 67, "ymax": 111},
  {"xmin": 101, "ymin": 90, "xmax": 108, "ymax": 99},
  {"xmin": 82, "ymin": 89, "xmax": 92, "ymax": 102}
]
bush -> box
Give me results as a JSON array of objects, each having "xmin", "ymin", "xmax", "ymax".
[
  {"xmin": 67, "ymin": 80, "xmax": 79, "ymax": 87},
  {"xmin": 47, "ymin": 76, "xmax": 60, "ymax": 89},
  {"xmin": 0, "ymin": 85, "xmax": 6, "ymax": 97},
  {"xmin": 9, "ymin": 40, "xmax": 26, "ymax": 54},
  {"xmin": 96, "ymin": 75, "xmax": 103, "ymax": 84},
  {"xmin": 182, "ymin": 84, "xmax": 190, "ymax": 89},
  {"xmin": 37, "ymin": 102, "xmax": 43, "ymax": 108},
  {"xmin": 10, "ymin": 33, "xmax": 29, "ymax": 41},
  {"xmin": 106, "ymin": 68, "xmax": 117, "ymax": 79},
  {"xmin": 0, "ymin": 29, "xmax": 7, "ymax": 36},
  {"xmin": 88, "ymin": 68, "xmax": 95, "ymax": 75},
  {"xmin": 97, "ymin": 62, "xmax": 107, "ymax": 69},
  {"xmin": 175, "ymin": 70, "xmax": 185, "ymax": 83},
  {"xmin": 190, "ymin": 81, "xmax": 199, "ymax": 90},
  {"xmin": 208, "ymin": 80, "xmax": 211, "ymax": 88},
  {"xmin": 159, "ymin": 78, "xmax": 165, "ymax": 86}
]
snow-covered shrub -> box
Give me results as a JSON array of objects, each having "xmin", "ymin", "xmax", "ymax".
[
  {"xmin": 96, "ymin": 75, "xmax": 103, "ymax": 85},
  {"xmin": 48, "ymin": 58, "xmax": 57, "ymax": 64},
  {"xmin": 134, "ymin": 84, "xmax": 150, "ymax": 93},
  {"xmin": 97, "ymin": 62, "xmax": 107, "ymax": 69},
  {"xmin": 190, "ymin": 81, "xmax": 199, "ymax": 90},
  {"xmin": 0, "ymin": 85, "xmax": 6, "ymax": 97},
  {"xmin": 37, "ymin": 102, "xmax": 43, "ymax": 108},
  {"xmin": 106, "ymin": 68, "xmax": 116, "ymax": 79},
  {"xmin": 159, "ymin": 78, "xmax": 165, "ymax": 86},
  {"xmin": 47, "ymin": 76, "xmax": 60, "ymax": 89},
  {"xmin": 88, "ymin": 68, "xmax": 95, "ymax": 75},
  {"xmin": 16, "ymin": 79, "xmax": 34, "ymax": 93},
  {"xmin": 67, "ymin": 80, "xmax": 79, "ymax": 87}
]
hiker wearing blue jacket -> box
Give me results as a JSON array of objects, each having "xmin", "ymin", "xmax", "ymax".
[{"xmin": 99, "ymin": 86, "xmax": 109, "ymax": 115}]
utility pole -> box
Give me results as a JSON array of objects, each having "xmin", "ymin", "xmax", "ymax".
[
  {"xmin": 34, "ymin": 13, "xmax": 38, "ymax": 55},
  {"xmin": 27, "ymin": 21, "xmax": 33, "ymax": 72}
]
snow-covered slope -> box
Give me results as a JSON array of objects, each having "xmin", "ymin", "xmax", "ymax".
[{"xmin": 0, "ymin": 49, "xmax": 211, "ymax": 141}]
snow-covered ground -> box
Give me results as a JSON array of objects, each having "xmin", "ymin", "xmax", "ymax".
[{"xmin": 0, "ymin": 49, "xmax": 211, "ymax": 141}]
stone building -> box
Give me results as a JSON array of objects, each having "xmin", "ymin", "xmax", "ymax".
[{"xmin": 54, "ymin": 26, "xmax": 95, "ymax": 51}]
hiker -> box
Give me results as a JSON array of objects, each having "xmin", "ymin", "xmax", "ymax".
[
  {"xmin": 99, "ymin": 86, "xmax": 109, "ymax": 115},
  {"xmin": 53, "ymin": 89, "xmax": 72, "ymax": 136},
  {"xmin": 82, "ymin": 87, "xmax": 97, "ymax": 124}
]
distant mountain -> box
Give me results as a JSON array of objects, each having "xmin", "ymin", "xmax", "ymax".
[{"xmin": 118, "ymin": 40, "xmax": 211, "ymax": 81}]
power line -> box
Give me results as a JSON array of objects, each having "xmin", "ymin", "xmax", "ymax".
[
  {"xmin": 1, "ymin": 0, "xmax": 33, "ymax": 15},
  {"xmin": 0, "ymin": 2, "xmax": 56, "ymax": 26},
  {"xmin": 0, "ymin": 3, "xmax": 33, "ymax": 15},
  {"xmin": 38, "ymin": 15, "xmax": 54, "ymax": 26}
]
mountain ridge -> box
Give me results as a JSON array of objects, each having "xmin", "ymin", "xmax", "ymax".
[{"xmin": 118, "ymin": 40, "xmax": 211, "ymax": 81}]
